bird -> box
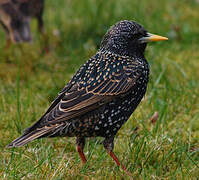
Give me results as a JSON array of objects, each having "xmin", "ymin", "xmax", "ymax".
[
  {"xmin": 0, "ymin": 0, "xmax": 44, "ymax": 48},
  {"xmin": 7, "ymin": 20, "xmax": 168, "ymax": 171},
  {"xmin": 14, "ymin": 0, "xmax": 45, "ymax": 33}
]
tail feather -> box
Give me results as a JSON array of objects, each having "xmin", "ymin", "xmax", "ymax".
[{"xmin": 6, "ymin": 124, "xmax": 63, "ymax": 148}]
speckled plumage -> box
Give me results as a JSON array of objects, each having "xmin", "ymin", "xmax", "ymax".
[
  {"xmin": 7, "ymin": 20, "xmax": 167, "ymax": 171},
  {"xmin": 41, "ymin": 50, "xmax": 149, "ymax": 139}
]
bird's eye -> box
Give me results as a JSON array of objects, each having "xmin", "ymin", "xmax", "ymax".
[
  {"xmin": 130, "ymin": 33, "xmax": 143, "ymax": 40},
  {"xmin": 134, "ymin": 31, "xmax": 148, "ymax": 40},
  {"xmin": 11, "ymin": 19, "xmax": 22, "ymax": 29}
]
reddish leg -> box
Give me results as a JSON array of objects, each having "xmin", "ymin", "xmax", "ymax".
[
  {"xmin": 5, "ymin": 39, "xmax": 11, "ymax": 49},
  {"xmin": 107, "ymin": 150, "xmax": 127, "ymax": 171},
  {"xmin": 76, "ymin": 145, "xmax": 87, "ymax": 164},
  {"xmin": 103, "ymin": 137, "xmax": 131, "ymax": 175},
  {"xmin": 76, "ymin": 137, "xmax": 87, "ymax": 164}
]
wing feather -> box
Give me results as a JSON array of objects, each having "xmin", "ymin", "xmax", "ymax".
[{"xmin": 31, "ymin": 52, "xmax": 143, "ymax": 127}]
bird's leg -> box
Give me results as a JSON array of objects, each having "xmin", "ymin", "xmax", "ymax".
[
  {"xmin": 37, "ymin": 14, "xmax": 49, "ymax": 54},
  {"xmin": 5, "ymin": 38, "xmax": 11, "ymax": 49},
  {"xmin": 37, "ymin": 14, "xmax": 44, "ymax": 34},
  {"xmin": 102, "ymin": 137, "xmax": 127, "ymax": 171},
  {"xmin": 76, "ymin": 137, "xmax": 87, "ymax": 164},
  {"xmin": 0, "ymin": 21, "xmax": 12, "ymax": 49}
]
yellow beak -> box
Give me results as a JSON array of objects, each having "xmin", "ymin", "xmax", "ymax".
[{"xmin": 139, "ymin": 33, "xmax": 168, "ymax": 43}]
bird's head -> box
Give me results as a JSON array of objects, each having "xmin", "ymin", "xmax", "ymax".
[
  {"xmin": 10, "ymin": 18, "xmax": 32, "ymax": 43},
  {"xmin": 0, "ymin": 2, "xmax": 32, "ymax": 43},
  {"xmin": 100, "ymin": 20, "xmax": 168, "ymax": 58}
]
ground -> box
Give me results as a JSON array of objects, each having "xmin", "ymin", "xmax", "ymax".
[{"xmin": 0, "ymin": 0, "xmax": 199, "ymax": 179}]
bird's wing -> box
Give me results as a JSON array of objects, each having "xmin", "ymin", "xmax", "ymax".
[
  {"xmin": 26, "ymin": 53, "xmax": 143, "ymax": 134},
  {"xmin": 0, "ymin": 0, "xmax": 10, "ymax": 5},
  {"xmin": 40, "ymin": 53, "xmax": 142, "ymax": 125}
]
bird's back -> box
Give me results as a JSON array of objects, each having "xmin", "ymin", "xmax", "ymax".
[
  {"xmin": 16, "ymin": 0, "xmax": 44, "ymax": 17},
  {"xmin": 22, "ymin": 50, "xmax": 149, "ymax": 139}
]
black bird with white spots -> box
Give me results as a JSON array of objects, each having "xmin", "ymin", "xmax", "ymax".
[
  {"xmin": 7, "ymin": 20, "xmax": 168, "ymax": 171},
  {"xmin": 0, "ymin": 0, "xmax": 44, "ymax": 47}
]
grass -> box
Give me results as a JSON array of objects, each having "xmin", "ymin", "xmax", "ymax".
[{"xmin": 0, "ymin": 0, "xmax": 199, "ymax": 179}]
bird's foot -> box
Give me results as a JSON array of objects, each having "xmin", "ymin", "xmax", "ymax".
[{"xmin": 76, "ymin": 145, "xmax": 87, "ymax": 164}]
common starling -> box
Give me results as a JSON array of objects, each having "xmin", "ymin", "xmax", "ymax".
[
  {"xmin": 0, "ymin": 0, "xmax": 44, "ymax": 47},
  {"xmin": 7, "ymin": 20, "xmax": 168, "ymax": 171}
]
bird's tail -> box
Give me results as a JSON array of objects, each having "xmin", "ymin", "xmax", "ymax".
[{"xmin": 6, "ymin": 124, "xmax": 62, "ymax": 148}]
